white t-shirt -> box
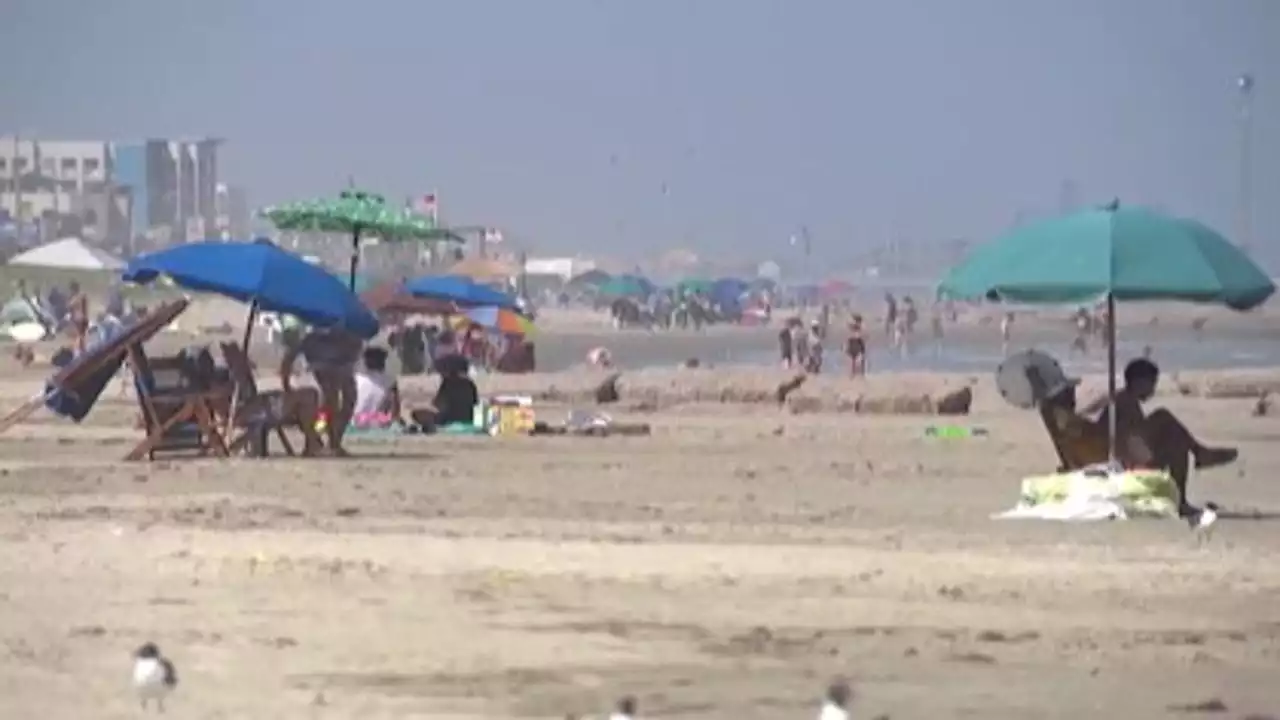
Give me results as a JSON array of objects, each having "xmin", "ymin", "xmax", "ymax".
[{"xmin": 354, "ymin": 370, "xmax": 394, "ymax": 417}]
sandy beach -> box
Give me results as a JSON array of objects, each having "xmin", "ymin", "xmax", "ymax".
[{"xmin": 1, "ymin": 304, "xmax": 1280, "ymax": 718}]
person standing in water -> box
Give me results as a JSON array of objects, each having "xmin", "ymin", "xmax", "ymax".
[
  {"xmin": 281, "ymin": 325, "xmax": 363, "ymax": 457},
  {"xmin": 929, "ymin": 301, "xmax": 945, "ymax": 356},
  {"xmin": 1000, "ymin": 311, "xmax": 1015, "ymax": 355},
  {"xmin": 845, "ymin": 315, "xmax": 867, "ymax": 376},
  {"xmin": 805, "ymin": 321, "xmax": 824, "ymax": 374},
  {"xmin": 1071, "ymin": 307, "xmax": 1091, "ymax": 355},
  {"xmin": 882, "ymin": 293, "xmax": 897, "ymax": 340}
]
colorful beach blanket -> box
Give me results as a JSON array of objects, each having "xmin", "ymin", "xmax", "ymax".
[{"xmin": 994, "ymin": 465, "xmax": 1179, "ymax": 521}]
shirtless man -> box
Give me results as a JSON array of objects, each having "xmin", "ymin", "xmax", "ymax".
[
  {"xmin": 1084, "ymin": 358, "xmax": 1237, "ymax": 516},
  {"xmin": 281, "ymin": 326, "xmax": 363, "ymax": 456}
]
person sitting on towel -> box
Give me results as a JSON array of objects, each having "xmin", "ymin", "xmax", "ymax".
[
  {"xmin": 1079, "ymin": 358, "xmax": 1237, "ymax": 516},
  {"xmin": 410, "ymin": 360, "xmax": 479, "ymax": 430},
  {"xmin": 353, "ymin": 347, "xmax": 402, "ymax": 428}
]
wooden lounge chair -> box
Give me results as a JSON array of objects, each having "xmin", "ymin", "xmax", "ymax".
[
  {"xmin": 1038, "ymin": 400, "xmax": 1109, "ymax": 471},
  {"xmin": 0, "ymin": 299, "xmax": 177, "ymax": 432},
  {"xmin": 126, "ymin": 343, "xmax": 230, "ymax": 461},
  {"xmin": 218, "ymin": 341, "xmax": 296, "ymax": 457}
]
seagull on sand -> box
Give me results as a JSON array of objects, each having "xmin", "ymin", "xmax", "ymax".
[
  {"xmin": 132, "ymin": 642, "xmax": 178, "ymax": 712},
  {"xmin": 819, "ymin": 679, "xmax": 852, "ymax": 720},
  {"xmin": 1187, "ymin": 502, "xmax": 1220, "ymax": 544}
]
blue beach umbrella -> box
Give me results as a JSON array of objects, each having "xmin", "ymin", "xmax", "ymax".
[
  {"xmin": 403, "ymin": 274, "xmax": 518, "ymax": 309},
  {"xmin": 122, "ymin": 239, "xmax": 380, "ymax": 339}
]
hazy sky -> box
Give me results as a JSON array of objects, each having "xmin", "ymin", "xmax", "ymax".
[{"xmin": 5, "ymin": 0, "xmax": 1278, "ymax": 267}]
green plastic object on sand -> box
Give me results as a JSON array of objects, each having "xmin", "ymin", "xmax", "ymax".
[{"xmin": 925, "ymin": 425, "xmax": 989, "ymax": 439}]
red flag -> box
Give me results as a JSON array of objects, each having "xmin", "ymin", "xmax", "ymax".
[{"xmin": 416, "ymin": 192, "xmax": 438, "ymax": 222}]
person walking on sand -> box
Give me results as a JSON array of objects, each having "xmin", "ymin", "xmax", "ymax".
[
  {"xmin": 778, "ymin": 322, "xmax": 794, "ymax": 368},
  {"xmin": 281, "ymin": 325, "xmax": 363, "ymax": 457},
  {"xmin": 791, "ymin": 318, "xmax": 811, "ymax": 369}
]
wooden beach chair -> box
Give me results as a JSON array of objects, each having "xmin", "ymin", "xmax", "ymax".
[
  {"xmin": 1038, "ymin": 401, "xmax": 1109, "ymax": 471},
  {"xmin": 0, "ymin": 299, "xmax": 191, "ymax": 439},
  {"xmin": 125, "ymin": 342, "xmax": 231, "ymax": 462},
  {"xmin": 218, "ymin": 341, "xmax": 296, "ymax": 457}
]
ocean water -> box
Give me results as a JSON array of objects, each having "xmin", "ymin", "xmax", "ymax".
[{"xmin": 741, "ymin": 336, "xmax": 1280, "ymax": 374}]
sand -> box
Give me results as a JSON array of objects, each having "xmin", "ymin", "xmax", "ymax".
[{"xmin": 1, "ymin": 310, "xmax": 1280, "ymax": 718}]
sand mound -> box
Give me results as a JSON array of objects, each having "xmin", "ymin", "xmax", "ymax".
[{"xmin": 433, "ymin": 368, "xmax": 979, "ymax": 416}]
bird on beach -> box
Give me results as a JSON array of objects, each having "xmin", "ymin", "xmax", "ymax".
[
  {"xmin": 609, "ymin": 695, "xmax": 638, "ymax": 720},
  {"xmin": 1187, "ymin": 502, "xmax": 1220, "ymax": 544},
  {"xmin": 819, "ymin": 679, "xmax": 853, "ymax": 720},
  {"xmin": 132, "ymin": 642, "xmax": 178, "ymax": 712}
]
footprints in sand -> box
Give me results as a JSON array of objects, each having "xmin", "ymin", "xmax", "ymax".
[{"xmin": 66, "ymin": 622, "xmax": 300, "ymax": 652}]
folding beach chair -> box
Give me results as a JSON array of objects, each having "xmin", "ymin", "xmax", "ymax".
[
  {"xmin": 0, "ymin": 300, "xmax": 200, "ymax": 449},
  {"xmin": 218, "ymin": 341, "xmax": 297, "ymax": 457},
  {"xmin": 125, "ymin": 342, "xmax": 231, "ymax": 461}
]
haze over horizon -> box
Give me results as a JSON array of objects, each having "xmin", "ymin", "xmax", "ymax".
[{"xmin": 4, "ymin": 0, "xmax": 1278, "ymax": 271}]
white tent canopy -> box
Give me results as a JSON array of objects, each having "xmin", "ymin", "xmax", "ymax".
[{"xmin": 7, "ymin": 237, "xmax": 124, "ymax": 271}]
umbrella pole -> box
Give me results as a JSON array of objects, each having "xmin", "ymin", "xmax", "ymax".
[
  {"xmin": 226, "ymin": 300, "xmax": 259, "ymax": 438},
  {"xmin": 1106, "ymin": 292, "xmax": 1118, "ymax": 467},
  {"xmin": 349, "ymin": 228, "xmax": 361, "ymax": 291}
]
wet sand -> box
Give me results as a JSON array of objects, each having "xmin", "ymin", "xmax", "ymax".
[{"xmin": 0, "ymin": 305, "xmax": 1279, "ymax": 718}]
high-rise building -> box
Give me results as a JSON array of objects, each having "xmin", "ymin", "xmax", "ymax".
[{"xmin": 109, "ymin": 137, "xmax": 223, "ymax": 246}]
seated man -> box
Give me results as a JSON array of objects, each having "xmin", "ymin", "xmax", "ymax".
[
  {"xmin": 1076, "ymin": 359, "xmax": 1236, "ymax": 515},
  {"xmin": 410, "ymin": 362, "xmax": 479, "ymax": 430},
  {"xmin": 353, "ymin": 346, "xmax": 402, "ymax": 428}
]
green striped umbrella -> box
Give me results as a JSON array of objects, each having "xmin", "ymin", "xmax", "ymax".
[{"xmin": 261, "ymin": 189, "xmax": 463, "ymax": 289}]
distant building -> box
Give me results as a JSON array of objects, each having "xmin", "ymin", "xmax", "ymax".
[
  {"xmin": 524, "ymin": 256, "xmax": 597, "ymax": 280},
  {"xmin": 2, "ymin": 135, "xmax": 225, "ymax": 253},
  {"xmin": 0, "ymin": 136, "xmax": 124, "ymax": 243},
  {"xmin": 110, "ymin": 138, "xmax": 223, "ymax": 247}
]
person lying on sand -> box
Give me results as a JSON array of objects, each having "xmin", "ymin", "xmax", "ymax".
[{"xmin": 1076, "ymin": 359, "xmax": 1237, "ymax": 516}]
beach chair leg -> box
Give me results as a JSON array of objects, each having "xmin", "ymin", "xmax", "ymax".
[
  {"xmin": 0, "ymin": 393, "xmax": 50, "ymax": 437},
  {"xmin": 193, "ymin": 401, "xmax": 229, "ymax": 458},
  {"xmin": 125, "ymin": 401, "xmax": 200, "ymax": 461}
]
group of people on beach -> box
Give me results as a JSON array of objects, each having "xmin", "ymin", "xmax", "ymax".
[{"xmin": 273, "ymin": 323, "xmax": 484, "ymax": 456}]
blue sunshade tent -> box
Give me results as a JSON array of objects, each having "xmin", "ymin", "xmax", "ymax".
[
  {"xmin": 122, "ymin": 239, "xmax": 380, "ymax": 339},
  {"xmin": 403, "ymin": 274, "xmax": 518, "ymax": 309}
]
